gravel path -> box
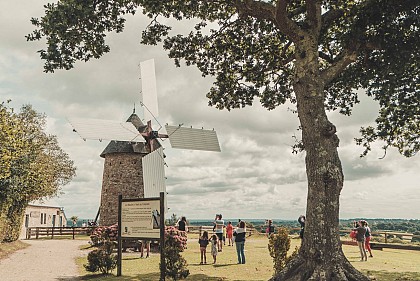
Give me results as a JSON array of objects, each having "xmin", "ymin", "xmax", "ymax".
[{"xmin": 0, "ymin": 239, "xmax": 88, "ymax": 281}]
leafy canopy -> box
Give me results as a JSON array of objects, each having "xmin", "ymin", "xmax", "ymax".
[
  {"xmin": 27, "ymin": 0, "xmax": 419, "ymax": 157},
  {"xmin": 0, "ymin": 102, "xmax": 76, "ymax": 208}
]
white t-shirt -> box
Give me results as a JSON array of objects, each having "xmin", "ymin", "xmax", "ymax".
[{"xmin": 214, "ymin": 219, "xmax": 224, "ymax": 233}]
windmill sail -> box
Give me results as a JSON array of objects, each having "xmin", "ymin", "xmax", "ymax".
[
  {"xmin": 68, "ymin": 118, "xmax": 145, "ymax": 142},
  {"xmin": 142, "ymin": 147, "xmax": 167, "ymax": 212},
  {"xmin": 140, "ymin": 59, "xmax": 159, "ymax": 122},
  {"xmin": 165, "ymin": 125, "xmax": 221, "ymax": 152}
]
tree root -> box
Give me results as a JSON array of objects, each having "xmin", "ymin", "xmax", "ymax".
[{"xmin": 270, "ymin": 254, "xmax": 371, "ymax": 281}]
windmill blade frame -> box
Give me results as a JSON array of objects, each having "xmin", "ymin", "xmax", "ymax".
[{"xmin": 68, "ymin": 117, "xmax": 145, "ymax": 142}]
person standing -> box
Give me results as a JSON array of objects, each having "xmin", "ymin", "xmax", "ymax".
[
  {"xmin": 198, "ymin": 231, "xmax": 209, "ymax": 264},
  {"xmin": 226, "ymin": 221, "xmax": 234, "ymax": 246},
  {"xmin": 210, "ymin": 234, "xmax": 218, "ymax": 264},
  {"xmin": 214, "ymin": 214, "xmax": 225, "ymax": 252},
  {"xmin": 177, "ymin": 216, "xmax": 188, "ymax": 232},
  {"xmin": 140, "ymin": 240, "xmax": 150, "ymax": 258},
  {"xmin": 363, "ymin": 221, "xmax": 373, "ymax": 258},
  {"xmin": 267, "ymin": 220, "xmax": 275, "ymax": 237},
  {"xmin": 233, "ymin": 220, "xmax": 246, "ymax": 264},
  {"xmin": 298, "ymin": 215, "xmax": 305, "ymax": 239},
  {"xmin": 356, "ymin": 221, "xmax": 368, "ymax": 261}
]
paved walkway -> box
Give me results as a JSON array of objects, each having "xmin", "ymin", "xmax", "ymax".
[{"xmin": 0, "ymin": 239, "xmax": 87, "ymax": 281}]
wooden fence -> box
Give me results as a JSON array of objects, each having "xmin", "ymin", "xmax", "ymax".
[
  {"xmin": 25, "ymin": 226, "xmax": 94, "ymax": 240},
  {"xmin": 339, "ymin": 229, "xmax": 420, "ymax": 243},
  {"xmin": 187, "ymin": 225, "xmax": 259, "ymax": 237},
  {"xmin": 26, "ymin": 225, "xmax": 420, "ymax": 246}
]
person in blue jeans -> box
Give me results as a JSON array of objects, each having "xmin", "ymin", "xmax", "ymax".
[{"xmin": 233, "ymin": 220, "xmax": 246, "ymax": 264}]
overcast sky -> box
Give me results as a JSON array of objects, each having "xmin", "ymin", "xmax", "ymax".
[{"xmin": 1, "ymin": 1, "xmax": 419, "ymax": 221}]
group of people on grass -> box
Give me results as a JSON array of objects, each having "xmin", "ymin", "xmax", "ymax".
[
  {"xmin": 352, "ymin": 220, "xmax": 373, "ymax": 261},
  {"xmin": 198, "ymin": 214, "xmax": 247, "ymax": 265}
]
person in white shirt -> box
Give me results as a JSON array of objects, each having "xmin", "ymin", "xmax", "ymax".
[{"xmin": 213, "ymin": 214, "xmax": 225, "ymax": 252}]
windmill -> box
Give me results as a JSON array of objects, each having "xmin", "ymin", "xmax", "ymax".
[{"xmin": 68, "ymin": 59, "xmax": 221, "ymax": 226}]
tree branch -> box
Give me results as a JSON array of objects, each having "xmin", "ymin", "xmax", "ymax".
[
  {"xmin": 318, "ymin": 51, "xmax": 333, "ymax": 63},
  {"xmin": 306, "ymin": 0, "xmax": 322, "ymax": 35},
  {"xmin": 321, "ymin": 8, "xmax": 344, "ymax": 30},
  {"xmin": 234, "ymin": 0, "xmax": 276, "ymax": 22},
  {"xmin": 320, "ymin": 48, "xmax": 358, "ymax": 85},
  {"xmin": 275, "ymin": 0, "xmax": 304, "ymax": 42}
]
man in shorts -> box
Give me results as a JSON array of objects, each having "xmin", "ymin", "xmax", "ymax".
[{"xmin": 214, "ymin": 214, "xmax": 225, "ymax": 252}]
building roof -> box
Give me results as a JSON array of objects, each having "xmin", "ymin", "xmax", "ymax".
[
  {"xmin": 100, "ymin": 113, "xmax": 147, "ymax": 157},
  {"xmin": 100, "ymin": 112, "xmax": 164, "ymax": 157}
]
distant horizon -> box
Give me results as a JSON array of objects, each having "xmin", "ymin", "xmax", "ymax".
[{"xmin": 69, "ymin": 217, "xmax": 420, "ymax": 221}]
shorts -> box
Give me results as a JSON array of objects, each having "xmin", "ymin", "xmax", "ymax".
[{"xmin": 216, "ymin": 233, "xmax": 223, "ymax": 240}]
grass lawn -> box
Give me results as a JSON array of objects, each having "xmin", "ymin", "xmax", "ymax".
[
  {"xmin": 77, "ymin": 233, "xmax": 420, "ymax": 280},
  {"xmin": 0, "ymin": 240, "xmax": 29, "ymax": 260}
]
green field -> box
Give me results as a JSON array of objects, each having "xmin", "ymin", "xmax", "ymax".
[{"xmin": 77, "ymin": 234, "xmax": 420, "ymax": 281}]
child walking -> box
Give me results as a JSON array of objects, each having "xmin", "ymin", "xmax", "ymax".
[
  {"xmin": 198, "ymin": 231, "xmax": 209, "ymax": 264},
  {"xmin": 210, "ymin": 234, "xmax": 218, "ymax": 264}
]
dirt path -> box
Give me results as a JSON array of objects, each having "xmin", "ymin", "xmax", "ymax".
[{"xmin": 0, "ymin": 239, "xmax": 87, "ymax": 281}]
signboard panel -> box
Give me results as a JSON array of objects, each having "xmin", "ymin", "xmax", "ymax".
[{"xmin": 121, "ymin": 199, "xmax": 161, "ymax": 239}]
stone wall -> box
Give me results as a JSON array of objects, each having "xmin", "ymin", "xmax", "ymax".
[{"xmin": 100, "ymin": 153, "xmax": 145, "ymax": 226}]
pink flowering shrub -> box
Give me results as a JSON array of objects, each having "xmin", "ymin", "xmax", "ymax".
[
  {"xmin": 162, "ymin": 226, "xmax": 189, "ymax": 280},
  {"xmin": 165, "ymin": 226, "xmax": 188, "ymax": 251},
  {"xmin": 89, "ymin": 224, "xmax": 118, "ymax": 246}
]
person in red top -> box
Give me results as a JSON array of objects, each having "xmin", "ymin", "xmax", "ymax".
[{"xmin": 226, "ymin": 221, "xmax": 234, "ymax": 246}]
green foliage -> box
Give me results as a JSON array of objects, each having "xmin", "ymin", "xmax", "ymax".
[
  {"xmin": 70, "ymin": 216, "xmax": 78, "ymax": 226},
  {"xmin": 268, "ymin": 227, "xmax": 299, "ymax": 275},
  {"xmin": 166, "ymin": 213, "xmax": 178, "ymax": 226},
  {"xmin": 162, "ymin": 226, "xmax": 189, "ymax": 280},
  {"xmin": 27, "ymin": 1, "xmax": 419, "ymax": 158},
  {"xmin": 84, "ymin": 240, "xmax": 117, "ymax": 275},
  {"xmin": 0, "ymin": 102, "xmax": 76, "ymax": 241}
]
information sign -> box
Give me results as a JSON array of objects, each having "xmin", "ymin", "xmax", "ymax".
[{"xmin": 121, "ymin": 199, "xmax": 161, "ymax": 239}]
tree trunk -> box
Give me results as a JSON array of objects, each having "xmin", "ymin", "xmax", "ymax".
[
  {"xmin": 3, "ymin": 204, "xmax": 25, "ymax": 242},
  {"xmin": 271, "ymin": 39, "xmax": 370, "ymax": 281}
]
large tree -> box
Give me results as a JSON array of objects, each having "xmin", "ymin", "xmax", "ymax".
[
  {"xmin": 0, "ymin": 102, "xmax": 76, "ymax": 241},
  {"xmin": 27, "ymin": 0, "xmax": 419, "ymax": 280}
]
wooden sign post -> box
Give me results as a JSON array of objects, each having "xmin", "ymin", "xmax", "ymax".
[{"xmin": 117, "ymin": 192, "xmax": 165, "ymax": 280}]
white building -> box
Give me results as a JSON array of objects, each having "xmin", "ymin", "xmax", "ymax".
[{"xmin": 20, "ymin": 204, "xmax": 67, "ymax": 239}]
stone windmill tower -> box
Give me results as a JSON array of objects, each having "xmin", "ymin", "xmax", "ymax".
[
  {"xmin": 98, "ymin": 112, "xmax": 151, "ymax": 226},
  {"xmin": 68, "ymin": 59, "xmax": 221, "ymax": 226}
]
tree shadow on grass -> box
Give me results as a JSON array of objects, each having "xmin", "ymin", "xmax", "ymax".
[
  {"xmin": 363, "ymin": 270, "xmax": 420, "ymax": 281},
  {"xmin": 80, "ymin": 272, "xmax": 226, "ymax": 281},
  {"xmin": 189, "ymin": 262, "xmax": 237, "ymax": 268}
]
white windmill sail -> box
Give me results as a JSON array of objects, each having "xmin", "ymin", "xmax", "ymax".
[
  {"xmin": 142, "ymin": 147, "xmax": 167, "ymax": 213},
  {"xmin": 140, "ymin": 59, "xmax": 159, "ymax": 122},
  {"xmin": 165, "ymin": 125, "xmax": 221, "ymax": 152},
  {"xmin": 68, "ymin": 118, "xmax": 145, "ymax": 142}
]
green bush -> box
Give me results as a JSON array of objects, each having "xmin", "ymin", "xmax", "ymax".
[
  {"xmin": 162, "ymin": 226, "xmax": 189, "ymax": 280},
  {"xmin": 268, "ymin": 227, "xmax": 299, "ymax": 275},
  {"xmin": 85, "ymin": 226, "xmax": 117, "ymax": 274},
  {"xmin": 84, "ymin": 241, "xmax": 117, "ymax": 274}
]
